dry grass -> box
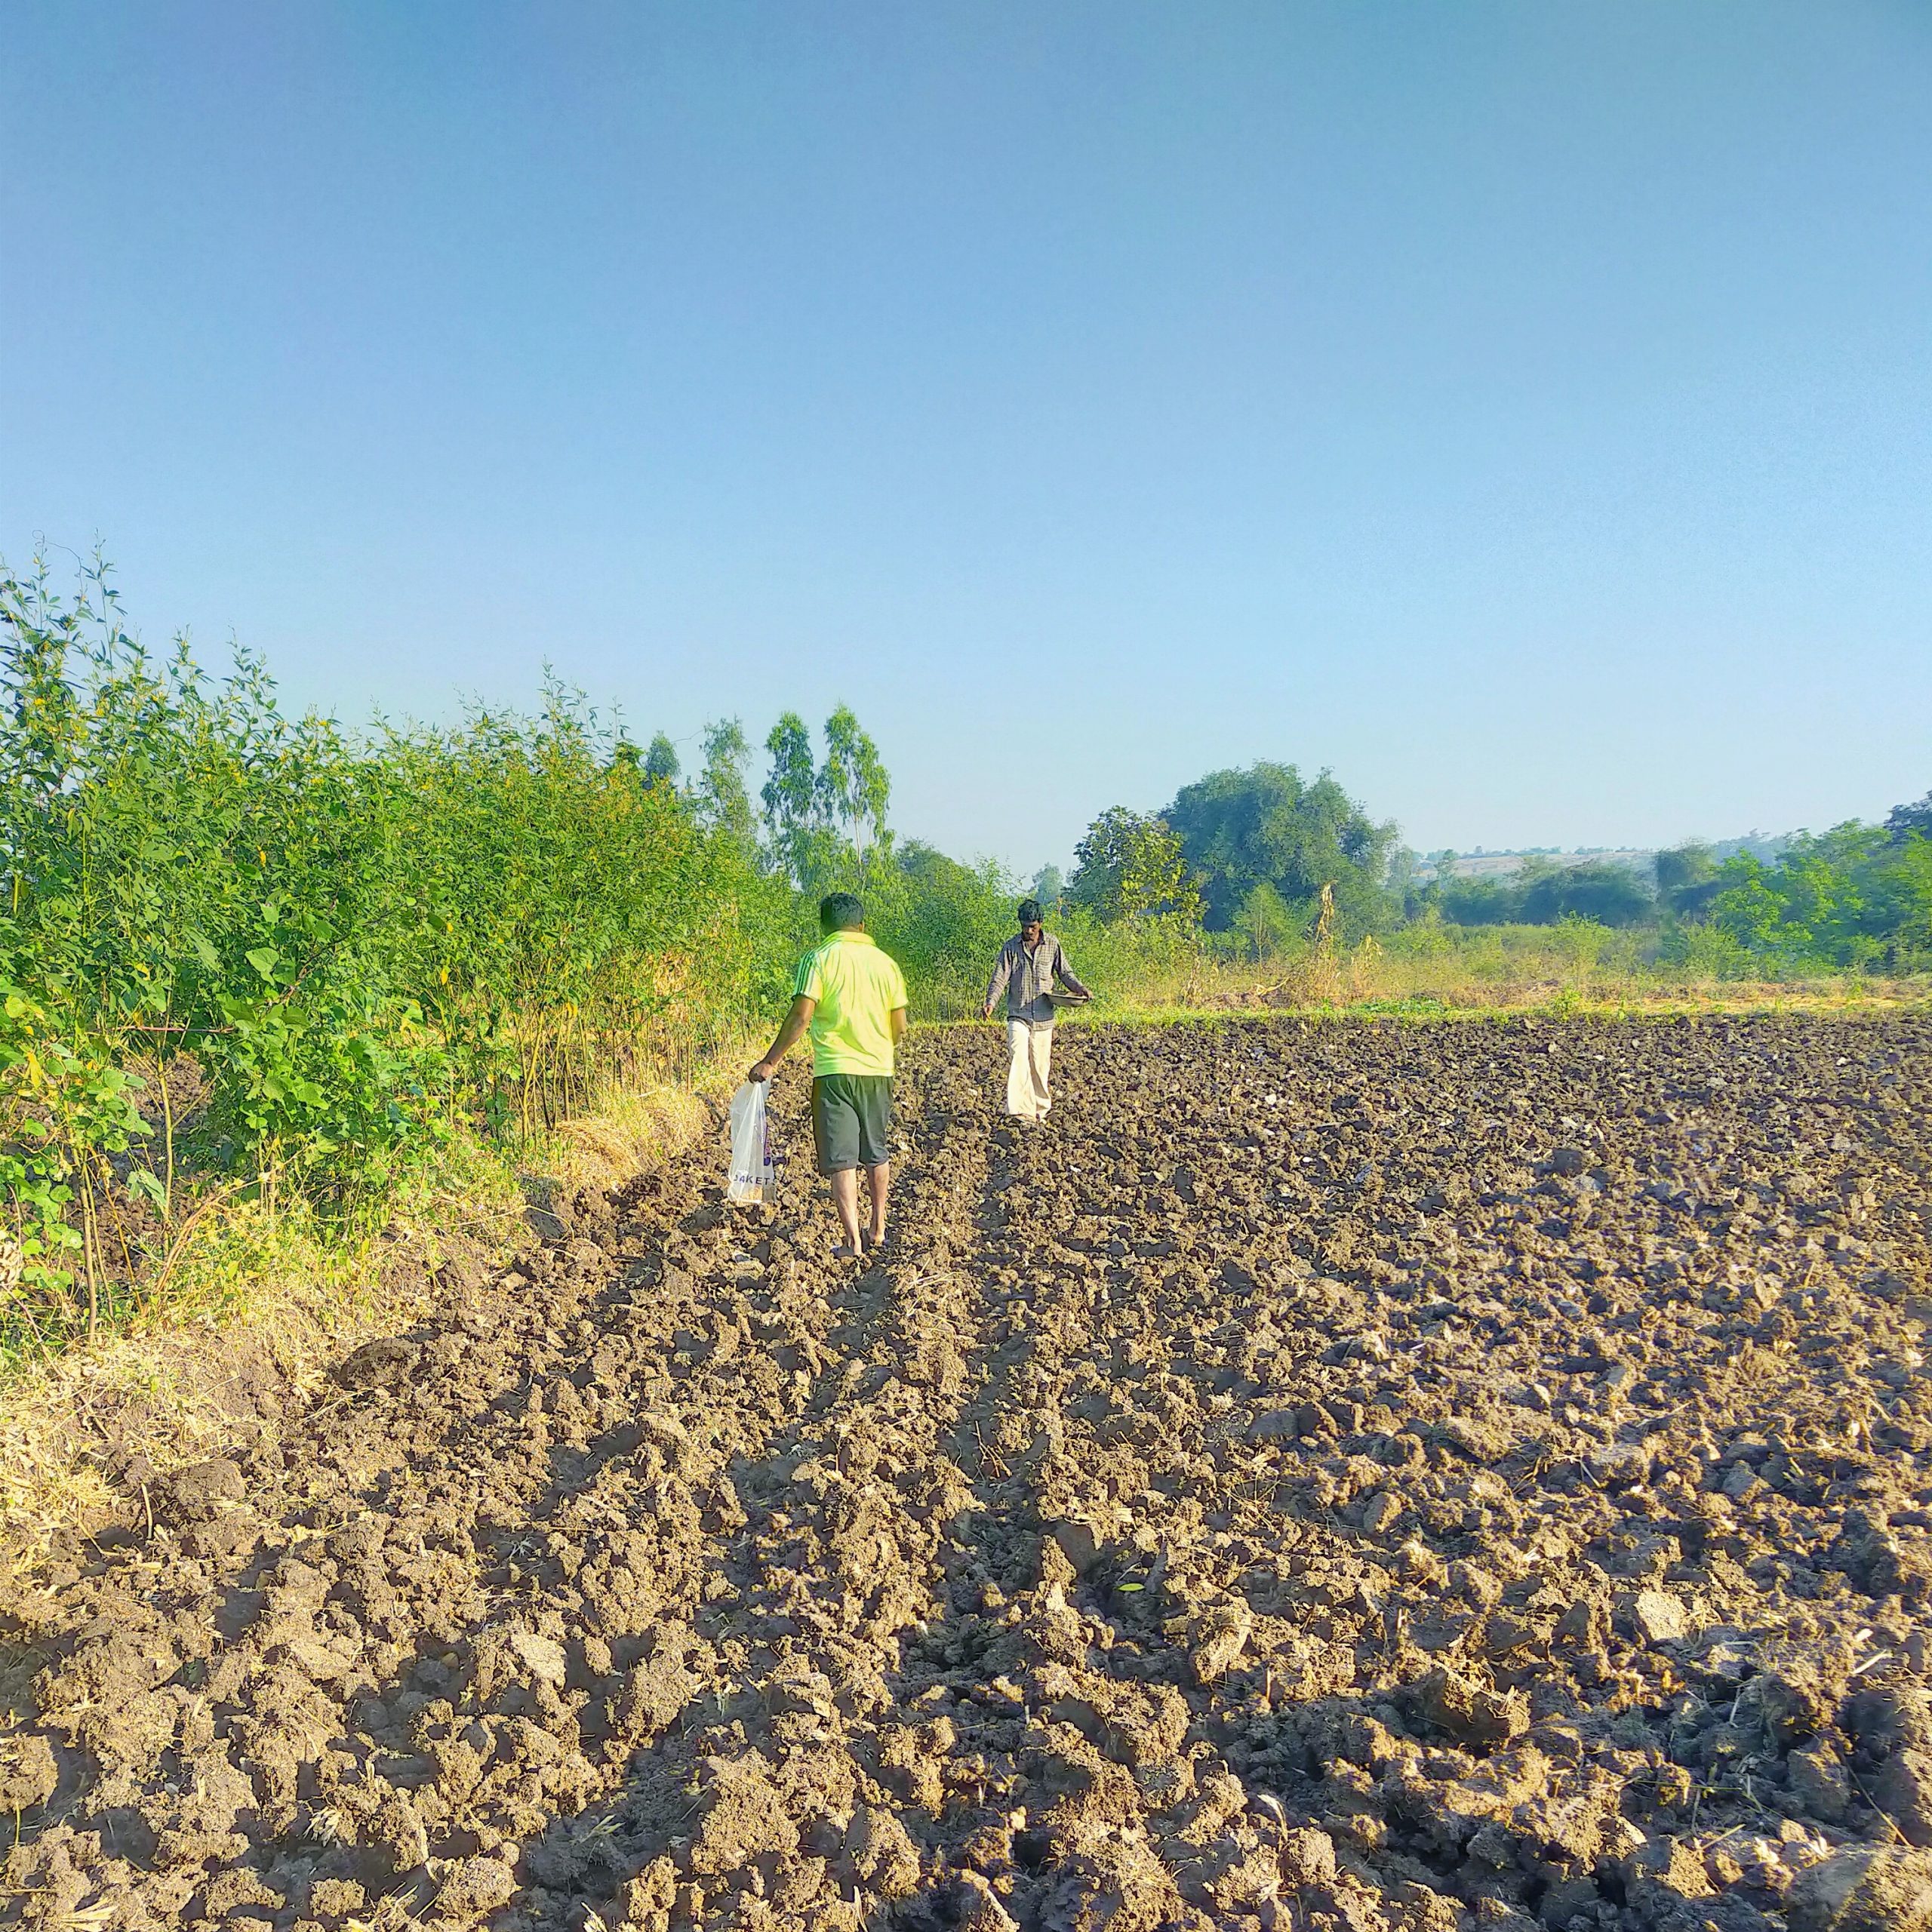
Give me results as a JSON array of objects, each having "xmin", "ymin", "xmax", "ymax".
[
  {"xmin": 0, "ymin": 1226, "xmax": 398, "ymax": 1583},
  {"xmin": 1058, "ymin": 931, "xmax": 1930, "ymax": 1022},
  {"xmin": 541, "ymin": 1044, "xmax": 750, "ymax": 1195}
]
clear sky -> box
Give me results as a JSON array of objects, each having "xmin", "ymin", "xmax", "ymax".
[{"xmin": 4, "ymin": 3, "xmax": 1928, "ymax": 874}]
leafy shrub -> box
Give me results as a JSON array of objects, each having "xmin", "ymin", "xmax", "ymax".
[
  {"xmin": 0, "ymin": 555, "xmax": 777, "ymax": 1355},
  {"xmin": 1705, "ymin": 825, "xmax": 1932, "ymax": 974}
]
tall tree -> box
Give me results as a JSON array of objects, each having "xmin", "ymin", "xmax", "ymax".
[
  {"xmin": 696, "ymin": 718, "xmax": 757, "ymax": 851},
  {"xmin": 1520, "ymin": 861, "xmax": 1655, "ymax": 928},
  {"xmin": 760, "ymin": 709, "xmax": 893, "ymax": 891},
  {"xmin": 642, "ymin": 733, "xmax": 681, "ymax": 788},
  {"xmin": 1887, "ymin": 791, "xmax": 1932, "ymax": 844},
  {"xmin": 761, "ymin": 712, "xmax": 822, "ymax": 887},
  {"xmin": 818, "ymin": 705, "xmax": 890, "ymax": 860},
  {"xmin": 1068, "ymin": 808, "xmax": 1201, "ymax": 923},
  {"xmin": 1654, "ymin": 841, "xmax": 1718, "ymax": 914},
  {"xmin": 1163, "ymin": 762, "xmax": 1397, "ymax": 934}
]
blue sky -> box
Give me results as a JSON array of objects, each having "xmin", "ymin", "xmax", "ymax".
[{"xmin": 3, "ymin": 2, "xmax": 1928, "ymax": 873}]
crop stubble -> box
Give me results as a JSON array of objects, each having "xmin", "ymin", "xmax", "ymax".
[{"xmin": 3, "ymin": 1014, "xmax": 1931, "ymax": 1932}]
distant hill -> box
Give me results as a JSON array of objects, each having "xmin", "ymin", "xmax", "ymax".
[{"xmin": 1414, "ymin": 832, "xmax": 1792, "ymax": 884}]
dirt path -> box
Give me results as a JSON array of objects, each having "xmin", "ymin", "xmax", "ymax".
[{"xmin": 4, "ymin": 1015, "xmax": 1932, "ymax": 1931}]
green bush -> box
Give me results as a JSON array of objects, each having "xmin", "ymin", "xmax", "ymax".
[
  {"xmin": 1704, "ymin": 826, "xmax": 1932, "ymax": 974},
  {"xmin": 0, "ymin": 556, "xmax": 778, "ymax": 1355},
  {"xmin": 866, "ymin": 843, "xmax": 1020, "ymax": 1017}
]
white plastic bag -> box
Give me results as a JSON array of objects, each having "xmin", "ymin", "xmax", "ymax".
[{"xmin": 728, "ymin": 1080, "xmax": 774, "ymax": 1204}]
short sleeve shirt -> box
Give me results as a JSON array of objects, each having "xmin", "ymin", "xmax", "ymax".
[{"xmin": 792, "ymin": 931, "xmax": 909, "ymax": 1077}]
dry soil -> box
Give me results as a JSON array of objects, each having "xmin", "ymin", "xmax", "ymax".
[{"xmin": 4, "ymin": 1015, "xmax": 1932, "ymax": 1932}]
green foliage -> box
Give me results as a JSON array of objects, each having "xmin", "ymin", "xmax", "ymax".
[
  {"xmin": 1051, "ymin": 902, "xmax": 1198, "ymax": 995},
  {"xmin": 1067, "ymin": 809, "xmax": 1201, "ymax": 925},
  {"xmin": 0, "ymin": 554, "xmax": 779, "ymax": 1358},
  {"xmin": 642, "ymin": 732, "xmax": 681, "ymax": 786},
  {"xmin": 820, "ymin": 705, "xmax": 891, "ymax": 860},
  {"xmin": 761, "ymin": 706, "xmax": 891, "ymax": 891},
  {"xmin": 1430, "ymin": 859, "xmax": 1655, "ymax": 930},
  {"xmin": 1430, "ymin": 874, "xmax": 1522, "ymax": 927},
  {"xmin": 1229, "ymin": 880, "xmax": 1298, "ymax": 961},
  {"xmin": 866, "ymin": 842, "xmax": 1020, "ymax": 1015},
  {"xmin": 0, "ymin": 981, "xmax": 152, "ymax": 1325},
  {"xmin": 1653, "ymin": 915, "xmax": 1761, "ymax": 978},
  {"xmin": 1887, "ymin": 791, "xmax": 1932, "ymax": 845},
  {"xmin": 761, "ymin": 712, "xmax": 820, "ymax": 888},
  {"xmin": 1379, "ymin": 915, "xmax": 1652, "ymax": 988},
  {"xmin": 1518, "ymin": 860, "xmax": 1655, "ymax": 928},
  {"xmin": 696, "ymin": 718, "xmax": 758, "ymax": 852},
  {"xmin": 1704, "ymin": 821, "xmax": 1932, "ymax": 972},
  {"xmin": 1164, "ymin": 762, "xmax": 1397, "ymax": 936},
  {"xmin": 1654, "ymin": 841, "xmax": 1718, "ymax": 909}
]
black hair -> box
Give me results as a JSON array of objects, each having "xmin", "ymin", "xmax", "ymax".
[
  {"xmin": 820, "ymin": 892, "xmax": 865, "ymax": 934},
  {"xmin": 1017, "ymin": 898, "xmax": 1044, "ymax": 927}
]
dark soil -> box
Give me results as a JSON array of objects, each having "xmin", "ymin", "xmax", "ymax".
[{"xmin": 5, "ymin": 1014, "xmax": 1932, "ymax": 1932}]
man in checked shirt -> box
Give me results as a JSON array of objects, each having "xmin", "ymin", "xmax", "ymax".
[{"xmin": 981, "ymin": 898, "xmax": 1091, "ymax": 1121}]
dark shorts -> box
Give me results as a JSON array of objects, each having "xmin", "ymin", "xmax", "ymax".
[{"xmin": 811, "ymin": 1073, "xmax": 893, "ymax": 1174}]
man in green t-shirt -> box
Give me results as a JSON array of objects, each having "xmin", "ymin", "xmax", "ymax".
[{"xmin": 749, "ymin": 892, "xmax": 909, "ymax": 1259}]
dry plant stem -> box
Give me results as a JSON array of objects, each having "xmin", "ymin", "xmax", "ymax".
[
  {"xmin": 158, "ymin": 1057, "xmax": 174, "ymax": 1228},
  {"xmin": 143, "ymin": 1180, "xmax": 247, "ymax": 1311},
  {"xmin": 78, "ymin": 1160, "xmax": 100, "ymax": 1348}
]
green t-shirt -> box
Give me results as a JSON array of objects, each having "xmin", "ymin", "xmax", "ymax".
[{"xmin": 792, "ymin": 930, "xmax": 909, "ymax": 1077}]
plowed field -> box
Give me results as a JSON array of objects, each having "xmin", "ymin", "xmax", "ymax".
[{"xmin": 5, "ymin": 1016, "xmax": 1932, "ymax": 1932}]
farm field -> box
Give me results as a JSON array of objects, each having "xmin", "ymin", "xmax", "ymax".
[{"xmin": 3, "ymin": 1014, "xmax": 1931, "ymax": 1932}]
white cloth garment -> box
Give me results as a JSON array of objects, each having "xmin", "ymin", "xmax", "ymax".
[{"xmin": 1005, "ymin": 1019, "xmax": 1054, "ymax": 1119}]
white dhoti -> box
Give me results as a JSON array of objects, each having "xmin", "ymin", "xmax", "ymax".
[{"xmin": 1004, "ymin": 1020, "xmax": 1054, "ymax": 1119}]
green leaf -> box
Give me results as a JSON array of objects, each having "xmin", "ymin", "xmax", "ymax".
[{"xmin": 245, "ymin": 946, "xmax": 281, "ymax": 980}]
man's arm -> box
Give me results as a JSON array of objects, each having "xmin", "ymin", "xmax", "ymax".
[
  {"xmin": 749, "ymin": 996, "xmax": 814, "ymax": 1081},
  {"xmin": 981, "ymin": 942, "xmax": 1015, "ymax": 1020},
  {"xmin": 890, "ymin": 1006, "xmax": 909, "ymax": 1043},
  {"xmin": 1054, "ymin": 940, "xmax": 1092, "ymax": 1001}
]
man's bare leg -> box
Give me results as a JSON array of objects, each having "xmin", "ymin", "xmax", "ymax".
[
  {"xmin": 829, "ymin": 1168, "xmax": 863, "ymax": 1252},
  {"xmin": 866, "ymin": 1162, "xmax": 890, "ymax": 1246}
]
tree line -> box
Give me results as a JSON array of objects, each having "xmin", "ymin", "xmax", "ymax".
[{"xmin": 1059, "ymin": 764, "xmax": 1932, "ymax": 975}]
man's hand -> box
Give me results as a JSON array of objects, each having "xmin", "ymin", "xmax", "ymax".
[
  {"xmin": 981, "ymin": 1003, "xmax": 995, "ymax": 1021},
  {"xmin": 750, "ymin": 995, "xmax": 813, "ymax": 1085}
]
